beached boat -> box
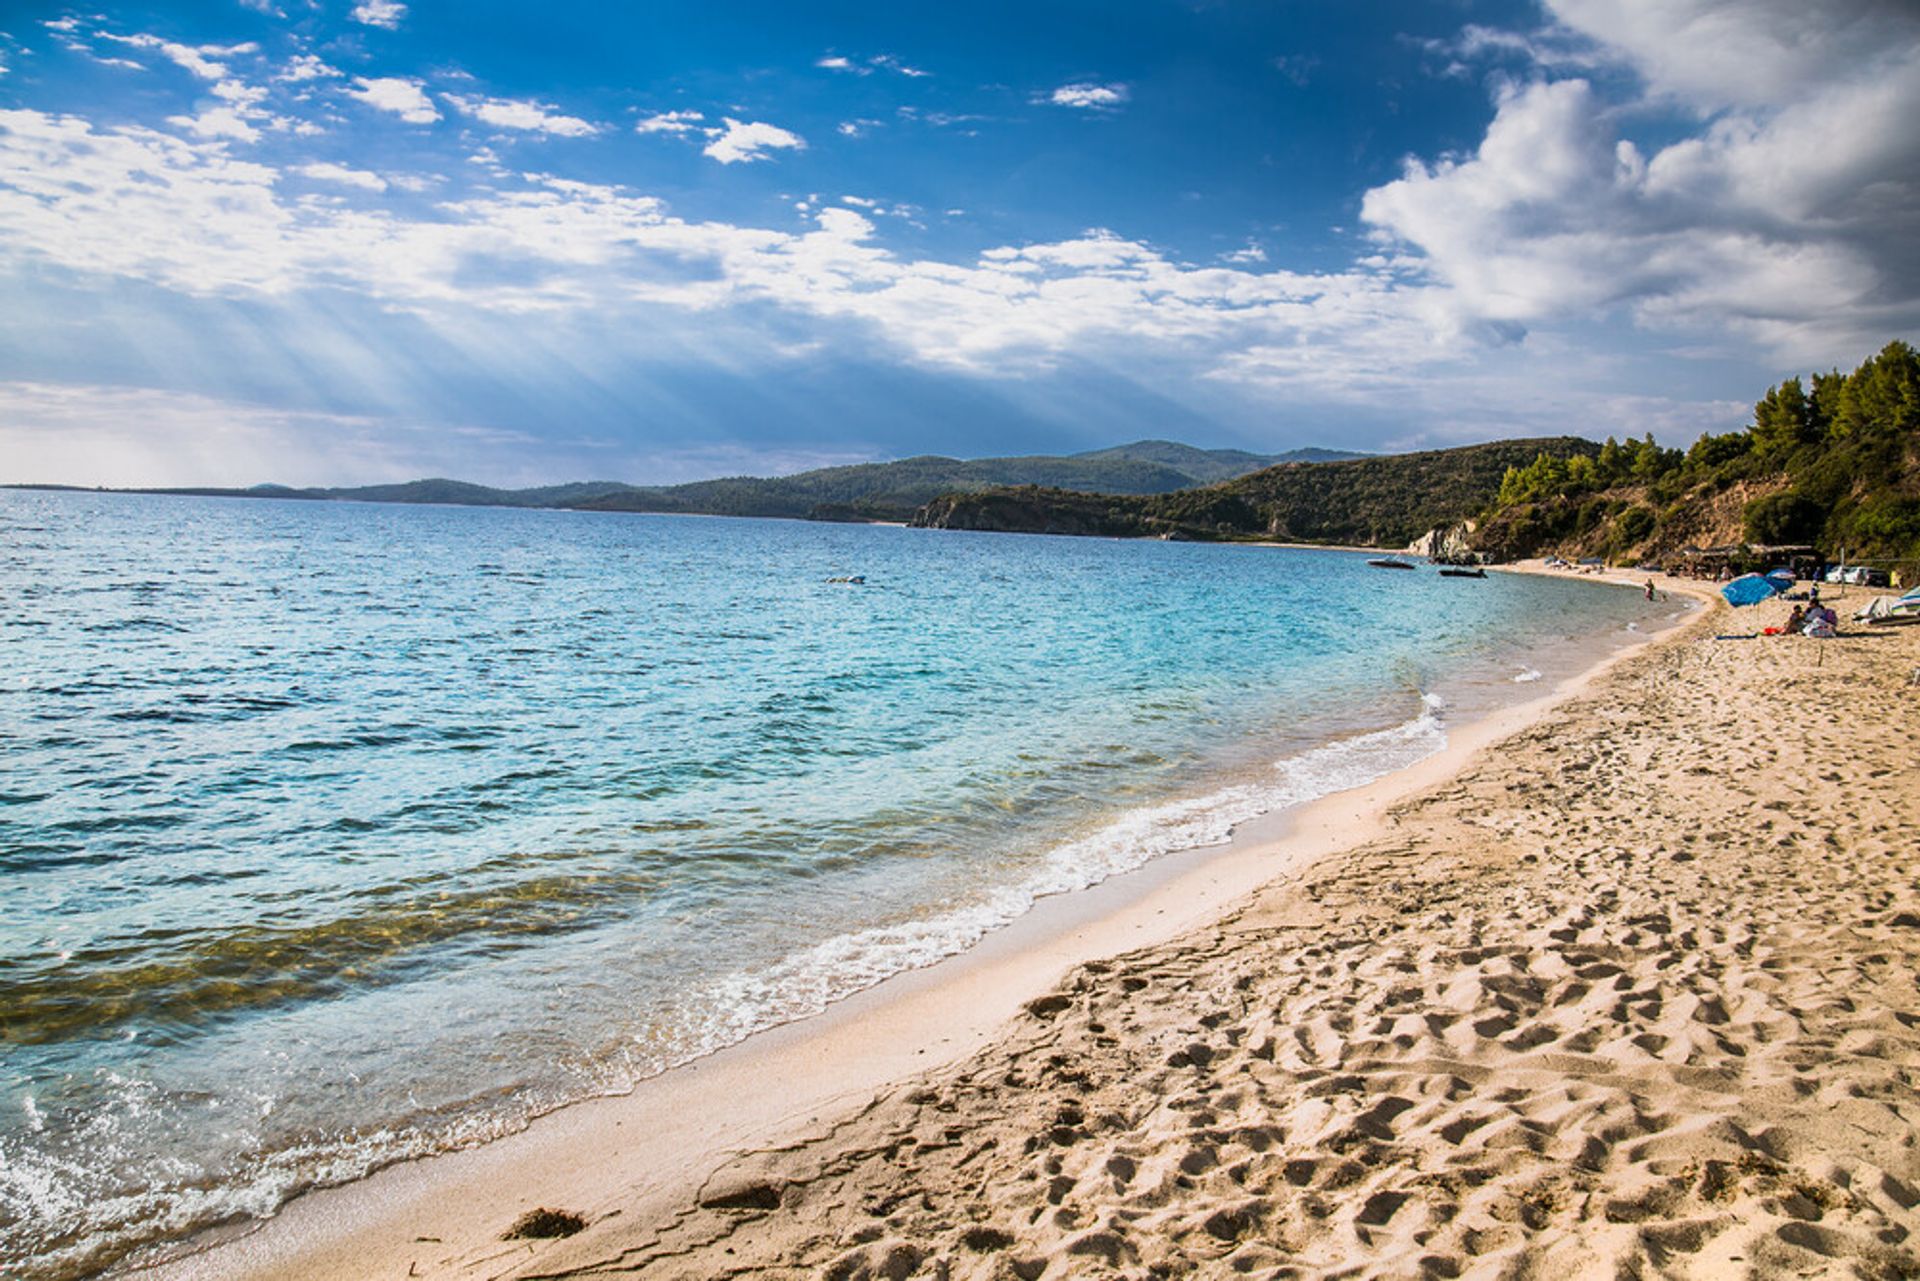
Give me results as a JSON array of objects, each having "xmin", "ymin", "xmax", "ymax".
[{"xmin": 1367, "ymin": 558, "xmax": 1417, "ymax": 570}]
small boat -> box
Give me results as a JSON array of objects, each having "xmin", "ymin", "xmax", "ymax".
[
  {"xmin": 1367, "ymin": 558, "xmax": 1417, "ymax": 570},
  {"xmin": 1438, "ymin": 567, "xmax": 1486, "ymax": 578}
]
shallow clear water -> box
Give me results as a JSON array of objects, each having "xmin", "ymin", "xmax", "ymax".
[{"xmin": 0, "ymin": 489, "xmax": 1673, "ymax": 1276}]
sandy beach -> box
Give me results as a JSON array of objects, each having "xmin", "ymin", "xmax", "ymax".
[{"xmin": 145, "ymin": 579, "xmax": 1920, "ymax": 1281}]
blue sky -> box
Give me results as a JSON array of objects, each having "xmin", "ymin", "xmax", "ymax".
[{"xmin": 2, "ymin": 0, "xmax": 1916, "ymax": 486}]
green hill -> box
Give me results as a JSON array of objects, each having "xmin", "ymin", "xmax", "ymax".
[
  {"xmin": 571, "ymin": 449, "xmax": 1273, "ymax": 521},
  {"xmin": 1069, "ymin": 440, "xmax": 1363, "ymax": 484},
  {"xmin": 912, "ymin": 438, "xmax": 1595, "ymax": 547}
]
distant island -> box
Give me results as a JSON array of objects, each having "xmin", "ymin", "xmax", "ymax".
[{"xmin": 5, "ymin": 440, "xmax": 1365, "ymax": 524}]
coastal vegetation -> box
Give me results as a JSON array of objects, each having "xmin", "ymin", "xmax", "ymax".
[{"xmin": 1470, "ymin": 340, "xmax": 1920, "ymax": 566}]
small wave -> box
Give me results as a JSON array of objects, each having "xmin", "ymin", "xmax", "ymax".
[
  {"xmin": 1513, "ymin": 667, "xmax": 1543, "ymax": 683},
  {"xmin": 81, "ymin": 617, "xmax": 186, "ymax": 634},
  {"xmin": 701, "ymin": 701, "xmax": 1449, "ymax": 1061}
]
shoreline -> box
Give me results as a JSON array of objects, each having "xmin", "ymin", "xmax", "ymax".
[{"xmin": 138, "ymin": 571, "xmax": 1697, "ymax": 1281}]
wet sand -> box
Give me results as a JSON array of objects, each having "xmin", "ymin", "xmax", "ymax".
[{"xmin": 148, "ymin": 580, "xmax": 1920, "ymax": 1280}]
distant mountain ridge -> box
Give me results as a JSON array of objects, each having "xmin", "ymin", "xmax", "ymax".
[{"xmin": 8, "ymin": 441, "xmax": 1366, "ymax": 521}]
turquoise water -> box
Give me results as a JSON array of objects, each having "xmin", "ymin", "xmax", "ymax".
[{"xmin": 0, "ymin": 490, "xmax": 1673, "ymax": 1276}]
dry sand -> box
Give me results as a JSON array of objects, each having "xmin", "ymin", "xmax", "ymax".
[{"xmin": 151, "ymin": 586, "xmax": 1920, "ymax": 1280}]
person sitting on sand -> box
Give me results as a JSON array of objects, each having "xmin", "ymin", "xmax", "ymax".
[
  {"xmin": 1783, "ymin": 605, "xmax": 1806, "ymax": 635},
  {"xmin": 1805, "ymin": 604, "xmax": 1838, "ymax": 637}
]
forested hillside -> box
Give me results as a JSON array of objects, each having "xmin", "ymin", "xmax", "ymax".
[
  {"xmin": 1471, "ymin": 341, "xmax": 1920, "ymax": 566},
  {"xmin": 913, "ymin": 438, "xmax": 1595, "ymax": 546}
]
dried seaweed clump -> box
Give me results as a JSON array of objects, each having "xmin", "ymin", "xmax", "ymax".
[{"xmin": 504, "ymin": 1207, "xmax": 586, "ymax": 1239}]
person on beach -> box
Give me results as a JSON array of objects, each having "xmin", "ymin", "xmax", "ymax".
[
  {"xmin": 1783, "ymin": 605, "xmax": 1806, "ymax": 635},
  {"xmin": 1645, "ymin": 579, "xmax": 1656, "ymax": 600}
]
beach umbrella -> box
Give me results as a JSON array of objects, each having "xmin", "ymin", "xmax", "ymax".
[
  {"xmin": 1721, "ymin": 573, "xmax": 1781, "ymax": 607},
  {"xmin": 1765, "ymin": 567, "xmax": 1795, "ymax": 589}
]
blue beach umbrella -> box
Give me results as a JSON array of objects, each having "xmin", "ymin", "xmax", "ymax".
[{"xmin": 1721, "ymin": 573, "xmax": 1781, "ymax": 607}]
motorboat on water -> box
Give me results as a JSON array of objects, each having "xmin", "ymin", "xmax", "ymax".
[{"xmin": 1367, "ymin": 558, "xmax": 1418, "ymax": 570}]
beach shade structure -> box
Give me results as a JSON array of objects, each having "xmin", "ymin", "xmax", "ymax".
[{"xmin": 1721, "ymin": 573, "xmax": 1782, "ymax": 607}]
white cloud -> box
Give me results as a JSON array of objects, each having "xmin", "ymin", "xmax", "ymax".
[
  {"xmin": 1048, "ymin": 82, "xmax": 1128, "ymax": 109},
  {"xmin": 4, "ymin": 0, "xmax": 1916, "ymax": 424},
  {"xmin": 0, "ymin": 107, "xmax": 1413, "ymax": 373},
  {"xmin": 635, "ymin": 110, "xmax": 705, "ymax": 135},
  {"xmin": 100, "ymin": 33, "xmax": 254, "ymax": 81},
  {"xmin": 279, "ymin": 54, "xmax": 341, "ymax": 83},
  {"xmin": 295, "ymin": 161, "xmax": 387, "ymax": 191},
  {"xmin": 868, "ymin": 54, "xmax": 927, "ymax": 77},
  {"xmin": 1546, "ymin": 0, "xmax": 1915, "ymax": 109},
  {"xmin": 702, "ymin": 117, "xmax": 805, "ymax": 165},
  {"xmin": 1362, "ymin": 0, "xmax": 1920, "ymax": 361},
  {"xmin": 350, "ymin": 0, "xmax": 407, "ymax": 31},
  {"xmin": 817, "ymin": 53, "xmax": 926, "ymax": 77},
  {"xmin": 168, "ymin": 105, "xmax": 262, "ymax": 142},
  {"xmin": 346, "ymin": 76, "xmax": 439, "ymax": 124},
  {"xmin": 444, "ymin": 93, "xmax": 598, "ymax": 138}
]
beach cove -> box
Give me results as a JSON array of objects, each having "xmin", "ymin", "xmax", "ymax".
[
  {"xmin": 133, "ymin": 570, "xmax": 1920, "ymax": 1279},
  {"xmin": 1, "ymin": 494, "xmax": 1670, "ymax": 1279}
]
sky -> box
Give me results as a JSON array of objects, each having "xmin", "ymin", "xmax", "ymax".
[{"xmin": 1, "ymin": 0, "xmax": 1916, "ymax": 487}]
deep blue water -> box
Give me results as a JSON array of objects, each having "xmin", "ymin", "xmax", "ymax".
[{"xmin": 0, "ymin": 489, "xmax": 1675, "ymax": 1276}]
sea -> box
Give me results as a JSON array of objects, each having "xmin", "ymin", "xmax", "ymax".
[{"xmin": 0, "ymin": 488, "xmax": 1682, "ymax": 1277}]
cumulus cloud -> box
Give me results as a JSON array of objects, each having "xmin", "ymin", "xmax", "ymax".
[
  {"xmin": 295, "ymin": 161, "xmax": 388, "ymax": 191},
  {"xmin": 1362, "ymin": 0, "xmax": 1920, "ymax": 360},
  {"xmin": 279, "ymin": 54, "xmax": 341, "ymax": 83},
  {"xmin": 168, "ymin": 105, "xmax": 263, "ymax": 142},
  {"xmin": 1048, "ymin": 82, "xmax": 1128, "ymax": 109},
  {"xmin": 636, "ymin": 110, "xmax": 705, "ymax": 135},
  {"xmin": 815, "ymin": 55, "xmax": 865, "ymax": 75},
  {"xmin": 1545, "ymin": 0, "xmax": 1916, "ymax": 109},
  {"xmin": 350, "ymin": 0, "xmax": 407, "ymax": 30},
  {"xmin": 444, "ymin": 93, "xmax": 598, "ymax": 138},
  {"xmin": 702, "ymin": 118, "xmax": 805, "ymax": 164},
  {"xmin": 346, "ymin": 76, "xmax": 439, "ymax": 124}
]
